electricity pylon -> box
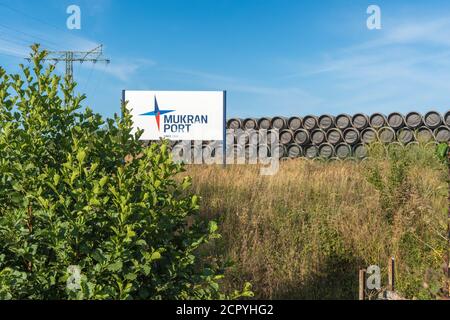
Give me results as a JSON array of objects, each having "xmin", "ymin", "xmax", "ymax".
[{"xmin": 35, "ymin": 44, "xmax": 110, "ymax": 81}]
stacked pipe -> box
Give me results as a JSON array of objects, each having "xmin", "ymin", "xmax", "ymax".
[{"xmin": 221, "ymin": 110, "xmax": 450, "ymax": 160}]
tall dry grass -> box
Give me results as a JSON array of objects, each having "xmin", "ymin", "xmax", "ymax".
[{"xmin": 182, "ymin": 146, "xmax": 447, "ymax": 299}]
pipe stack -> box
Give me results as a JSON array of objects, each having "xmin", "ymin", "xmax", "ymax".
[{"xmin": 179, "ymin": 110, "xmax": 450, "ymax": 161}]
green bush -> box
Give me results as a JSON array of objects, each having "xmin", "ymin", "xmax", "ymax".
[{"xmin": 0, "ymin": 45, "xmax": 252, "ymax": 300}]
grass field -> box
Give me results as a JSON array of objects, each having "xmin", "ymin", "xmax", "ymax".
[{"xmin": 182, "ymin": 146, "xmax": 448, "ymax": 299}]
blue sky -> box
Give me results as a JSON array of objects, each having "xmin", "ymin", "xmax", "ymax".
[{"xmin": 1, "ymin": 0, "xmax": 450, "ymax": 118}]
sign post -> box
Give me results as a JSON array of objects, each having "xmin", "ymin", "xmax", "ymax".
[{"xmin": 223, "ymin": 91, "xmax": 227, "ymax": 168}]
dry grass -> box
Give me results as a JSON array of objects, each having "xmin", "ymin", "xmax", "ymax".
[{"xmin": 182, "ymin": 150, "xmax": 447, "ymax": 299}]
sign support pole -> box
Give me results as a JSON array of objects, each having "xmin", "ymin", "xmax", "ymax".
[{"xmin": 223, "ymin": 91, "xmax": 227, "ymax": 168}]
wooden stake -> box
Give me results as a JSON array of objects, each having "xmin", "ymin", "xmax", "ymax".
[
  {"xmin": 359, "ymin": 269, "xmax": 366, "ymax": 300},
  {"xmin": 388, "ymin": 257, "xmax": 395, "ymax": 292},
  {"xmin": 446, "ymin": 142, "xmax": 450, "ymax": 297}
]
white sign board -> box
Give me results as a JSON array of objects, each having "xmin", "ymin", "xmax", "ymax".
[{"xmin": 124, "ymin": 90, "xmax": 226, "ymax": 141}]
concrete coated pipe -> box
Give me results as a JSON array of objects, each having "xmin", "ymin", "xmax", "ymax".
[
  {"xmin": 287, "ymin": 116, "xmax": 303, "ymax": 131},
  {"xmin": 335, "ymin": 114, "xmax": 352, "ymax": 130},
  {"xmin": 335, "ymin": 143, "xmax": 352, "ymax": 159},
  {"xmin": 227, "ymin": 118, "xmax": 242, "ymax": 130},
  {"xmin": 434, "ymin": 126, "xmax": 450, "ymax": 143},
  {"xmin": 326, "ymin": 128, "xmax": 344, "ymax": 145},
  {"xmin": 415, "ymin": 126, "xmax": 435, "ymax": 144},
  {"xmin": 280, "ymin": 129, "xmax": 294, "ymax": 145},
  {"xmin": 304, "ymin": 145, "xmax": 319, "ymax": 159},
  {"xmin": 318, "ymin": 143, "xmax": 335, "ymax": 159},
  {"xmin": 360, "ymin": 127, "xmax": 378, "ymax": 144},
  {"xmin": 302, "ymin": 115, "xmax": 319, "ymax": 131},
  {"xmin": 257, "ymin": 117, "xmax": 272, "ymax": 130},
  {"xmin": 243, "ymin": 118, "xmax": 258, "ymax": 131},
  {"xmin": 343, "ymin": 127, "xmax": 360, "ymax": 145},
  {"xmin": 387, "ymin": 112, "xmax": 405, "ymax": 130},
  {"xmin": 378, "ymin": 127, "xmax": 396, "ymax": 144},
  {"xmin": 397, "ymin": 127, "xmax": 415, "ymax": 144},
  {"xmin": 311, "ymin": 129, "xmax": 327, "ymax": 145},
  {"xmin": 353, "ymin": 143, "xmax": 368, "ymax": 159},
  {"xmin": 352, "ymin": 113, "xmax": 370, "ymax": 131},
  {"xmin": 287, "ymin": 143, "xmax": 303, "ymax": 158},
  {"xmin": 369, "ymin": 113, "xmax": 387, "ymax": 129},
  {"xmin": 271, "ymin": 116, "xmax": 288, "ymax": 130},
  {"xmin": 294, "ymin": 129, "xmax": 311, "ymax": 146},
  {"xmin": 318, "ymin": 114, "xmax": 335, "ymax": 131},
  {"xmin": 405, "ymin": 112, "xmax": 423, "ymax": 129}
]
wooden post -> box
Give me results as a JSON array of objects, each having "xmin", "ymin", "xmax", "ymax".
[
  {"xmin": 388, "ymin": 257, "xmax": 395, "ymax": 292},
  {"xmin": 446, "ymin": 142, "xmax": 450, "ymax": 298},
  {"xmin": 359, "ymin": 269, "xmax": 366, "ymax": 300}
]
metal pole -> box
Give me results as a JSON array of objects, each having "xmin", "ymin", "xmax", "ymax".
[{"xmin": 223, "ymin": 90, "xmax": 227, "ymax": 168}]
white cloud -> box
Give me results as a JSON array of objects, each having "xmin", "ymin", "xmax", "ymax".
[{"xmin": 279, "ymin": 16, "xmax": 450, "ymax": 114}]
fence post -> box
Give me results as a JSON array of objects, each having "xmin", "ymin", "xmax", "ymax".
[
  {"xmin": 359, "ymin": 269, "xmax": 366, "ymax": 300},
  {"xmin": 388, "ymin": 257, "xmax": 395, "ymax": 292},
  {"xmin": 446, "ymin": 142, "xmax": 450, "ymax": 298}
]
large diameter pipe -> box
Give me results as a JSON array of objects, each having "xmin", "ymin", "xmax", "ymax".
[
  {"xmin": 397, "ymin": 127, "xmax": 415, "ymax": 144},
  {"xmin": 424, "ymin": 111, "xmax": 443, "ymax": 129},
  {"xmin": 318, "ymin": 114, "xmax": 335, "ymax": 131},
  {"xmin": 405, "ymin": 141, "xmax": 420, "ymax": 150},
  {"xmin": 227, "ymin": 118, "xmax": 242, "ymax": 130},
  {"xmin": 258, "ymin": 117, "xmax": 272, "ymax": 130},
  {"xmin": 243, "ymin": 118, "xmax": 258, "ymax": 130},
  {"xmin": 434, "ymin": 126, "xmax": 450, "ymax": 143},
  {"xmin": 294, "ymin": 129, "xmax": 311, "ymax": 146},
  {"xmin": 405, "ymin": 112, "xmax": 423, "ymax": 129},
  {"xmin": 272, "ymin": 143, "xmax": 287, "ymax": 159},
  {"xmin": 335, "ymin": 143, "xmax": 352, "ymax": 159},
  {"xmin": 287, "ymin": 116, "xmax": 303, "ymax": 131},
  {"xmin": 369, "ymin": 113, "xmax": 387, "ymax": 129},
  {"xmin": 353, "ymin": 143, "xmax": 368, "ymax": 159},
  {"xmin": 280, "ymin": 129, "xmax": 294, "ymax": 145},
  {"xmin": 335, "ymin": 114, "xmax": 352, "ymax": 130},
  {"xmin": 445, "ymin": 111, "xmax": 450, "ymax": 127},
  {"xmin": 311, "ymin": 129, "xmax": 327, "ymax": 145},
  {"xmin": 326, "ymin": 128, "xmax": 344, "ymax": 145},
  {"xmin": 287, "ymin": 143, "xmax": 303, "ymax": 158},
  {"xmin": 361, "ymin": 127, "xmax": 378, "ymax": 144},
  {"xmin": 271, "ymin": 116, "xmax": 288, "ymax": 130},
  {"xmin": 235, "ymin": 129, "xmax": 259, "ymax": 145},
  {"xmin": 378, "ymin": 127, "xmax": 396, "ymax": 144},
  {"xmin": 267, "ymin": 129, "xmax": 280, "ymax": 145},
  {"xmin": 387, "ymin": 112, "xmax": 405, "ymax": 130},
  {"xmin": 386, "ymin": 142, "xmax": 404, "ymax": 154},
  {"xmin": 303, "ymin": 115, "xmax": 319, "ymax": 131},
  {"xmin": 415, "ymin": 126, "xmax": 435, "ymax": 143},
  {"xmin": 318, "ymin": 143, "xmax": 335, "ymax": 159},
  {"xmin": 304, "ymin": 145, "xmax": 319, "ymax": 159},
  {"xmin": 352, "ymin": 113, "xmax": 370, "ymax": 131},
  {"xmin": 343, "ymin": 127, "xmax": 360, "ymax": 145},
  {"xmin": 425, "ymin": 141, "xmax": 438, "ymax": 149}
]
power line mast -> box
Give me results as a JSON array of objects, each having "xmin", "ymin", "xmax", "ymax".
[{"xmin": 35, "ymin": 45, "xmax": 110, "ymax": 81}]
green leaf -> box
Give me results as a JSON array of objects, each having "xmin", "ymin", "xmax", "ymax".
[
  {"xmin": 150, "ymin": 252, "xmax": 161, "ymax": 261},
  {"xmin": 99, "ymin": 176, "xmax": 108, "ymax": 187},
  {"xmin": 76, "ymin": 150, "xmax": 87, "ymax": 164},
  {"xmin": 209, "ymin": 221, "xmax": 218, "ymax": 233},
  {"xmin": 53, "ymin": 174, "xmax": 60, "ymax": 186},
  {"xmin": 107, "ymin": 261, "xmax": 123, "ymax": 272}
]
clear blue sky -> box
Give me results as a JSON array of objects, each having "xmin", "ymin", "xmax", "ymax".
[{"xmin": 1, "ymin": 0, "xmax": 450, "ymax": 118}]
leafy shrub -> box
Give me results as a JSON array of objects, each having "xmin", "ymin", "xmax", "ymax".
[{"xmin": 0, "ymin": 45, "xmax": 252, "ymax": 300}]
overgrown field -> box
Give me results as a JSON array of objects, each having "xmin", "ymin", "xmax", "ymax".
[{"xmin": 183, "ymin": 146, "xmax": 448, "ymax": 299}]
